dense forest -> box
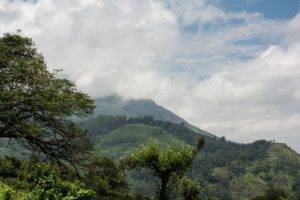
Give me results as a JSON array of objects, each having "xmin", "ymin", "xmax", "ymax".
[
  {"xmin": 82, "ymin": 115, "xmax": 300, "ymax": 199},
  {"xmin": 0, "ymin": 34, "xmax": 299, "ymax": 200}
]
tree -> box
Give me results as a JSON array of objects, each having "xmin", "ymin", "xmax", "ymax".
[
  {"xmin": 178, "ymin": 176, "xmax": 202, "ymax": 200},
  {"xmin": 120, "ymin": 137, "xmax": 204, "ymax": 200},
  {"xmin": 0, "ymin": 33, "xmax": 95, "ymax": 167},
  {"xmin": 84, "ymin": 156, "xmax": 128, "ymax": 195}
]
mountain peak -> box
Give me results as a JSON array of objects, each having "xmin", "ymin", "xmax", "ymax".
[{"xmin": 94, "ymin": 95, "xmax": 186, "ymax": 124}]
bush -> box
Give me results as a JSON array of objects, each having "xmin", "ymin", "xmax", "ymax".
[
  {"xmin": 0, "ymin": 181, "xmax": 27, "ymax": 200},
  {"xmin": 25, "ymin": 164, "xmax": 96, "ymax": 200}
]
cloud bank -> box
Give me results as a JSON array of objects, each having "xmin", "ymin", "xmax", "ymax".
[{"xmin": 0, "ymin": 0, "xmax": 299, "ymax": 151}]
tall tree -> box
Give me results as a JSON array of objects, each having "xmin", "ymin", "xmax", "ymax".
[
  {"xmin": 0, "ymin": 33, "xmax": 95, "ymax": 166},
  {"xmin": 121, "ymin": 137, "xmax": 204, "ymax": 200}
]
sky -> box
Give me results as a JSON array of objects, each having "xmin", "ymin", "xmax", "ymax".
[{"xmin": 0, "ymin": 0, "xmax": 300, "ymax": 151}]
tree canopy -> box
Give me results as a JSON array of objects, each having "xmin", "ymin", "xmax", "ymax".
[
  {"xmin": 0, "ymin": 33, "xmax": 95, "ymax": 166},
  {"xmin": 121, "ymin": 138, "xmax": 204, "ymax": 200},
  {"xmin": 178, "ymin": 176, "xmax": 202, "ymax": 200}
]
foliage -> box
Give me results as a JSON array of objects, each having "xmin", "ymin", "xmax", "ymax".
[
  {"xmin": 82, "ymin": 115, "xmax": 127, "ymax": 137},
  {"xmin": 0, "ymin": 162, "xmax": 96, "ymax": 200},
  {"xmin": 0, "ymin": 181, "xmax": 28, "ymax": 200},
  {"xmin": 82, "ymin": 115, "xmax": 300, "ymax": 199},
  {"xmin": 0, "ymin": 33, "xmax": 95, "ymax": 166},
  {"xmin": 0, "ymin": 156, "xmax": 21, "ymax": 178},
  {"xmin": 230, "ymin": 173, "xmax": 267, "ymax": 199},
  {"xmin": 0, "ymin": 156, "xmax": 148, "ymax": 200},
  {"xmin": 120, "ymin": 139, "xmax": 204, "ymax": 200},
  {"xmin": 24, "ymin": 164, "xmax": 96, "ymax": 200},
  {"xmin": 293, "ymin": 172, "xmax": 300, "ymax": 199},
  {"xmin": 0, "ymin": 182, "xmax": 14, "ymax": 200},
  {"xmin": 178, "ymin": 176, "xmax": 202, "ymax": 200},
  {"xmin": 96, "ymin": 124, "xmax": 180, "ymax": 159},
  {"xmin": 251, "ymin": 187, "xmax": 291, "ymax": 200},
  {"xmin": 84, "ymin": 156, "xmax": 128, "ymax": 195}
]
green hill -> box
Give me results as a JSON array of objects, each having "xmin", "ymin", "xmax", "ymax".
[
  {"xmin": 81, "ymin": 114, "xmax": 300, "ymax": 199},
  {"xmin": 95, "ymin": 124, "xmax": 181, "ymax": 159},
  {"xmin": 2, "ymin": 94, "xmax": 299, "ymax": 199}
]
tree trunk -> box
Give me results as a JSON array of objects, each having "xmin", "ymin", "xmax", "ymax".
[{"xmin": 160, "ymin": 174, "xmax": 169, "ymax": 200}]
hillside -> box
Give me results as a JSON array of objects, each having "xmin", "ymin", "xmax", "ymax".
[
  {"xmin": 95, "ymin": 124, "xmax": 181, "ymax": 159},
  {"xmin": 82, "ymin": 114, "xmax": 300, "ymax": 199},
  {"xmin": 93, "ymin": 95, "xmax": 213, "ymax": 137}
]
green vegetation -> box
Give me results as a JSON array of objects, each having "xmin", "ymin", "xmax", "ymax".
[
  {"xmin": 252, "ymin": 187, "xmax": 291, "ymax": 200},
  {"xmin": 0, "ymin": 157, "xmax": 140, "ymax": 200},
  {"xmin": 82, "ymin": 115, "xmax": 300, "ymax": 199},
  {"xmin": 0, "ymin": 181, "xmax": 27, "ymax": 200},
  {"xmin": 121, "ymin": 139, "xmax": 204, "ymax": 200},
  {"xmin": 25, "ymin": 164, "xmax": 96, "ymax": 200},
  {"xmin": 0, "ymin": 33, "xmax": 94, "ymax": 166},
  {"xmin": 96, "ymin": 124, "xmax": 181, "ymax": 158},
  {"xmin": 178, "ymin": 176, "xmax": 202, "ymax": 200},
  {"xmin": 0, "ymin": 33, "xmax": 143, "ymax": 200}
]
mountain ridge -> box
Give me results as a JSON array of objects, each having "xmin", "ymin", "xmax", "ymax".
[
  {"xmin": 80, "ymin": 95, "xmax": 300, "ymax": 198},
  {"xmin": 93, "ymin": 94, "xmax": 214, "ymax": 137},
  {"xmin": 94, "ymin": 95, "xmax": 186, "ymax": 124},
  {"xmin": 82, "ymin": 113, "xmax": 300, "ymax": 199}
]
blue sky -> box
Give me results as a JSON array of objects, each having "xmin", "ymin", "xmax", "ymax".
[
  {"xmin": 0, "ymin": 0, "xmax": 300, "ymax": 151},
  {"xmin": 216, "ymin": 0, "xmax": 299, "ymax": 19}
]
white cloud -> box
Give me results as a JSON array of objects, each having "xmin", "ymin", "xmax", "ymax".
[
  {"xmin": 0, "ymin": 0, "xmax": 299, "ymax": 151},
  {"xmin": 184, "ymin": 44, "xmax": 300, "ymax": 148}
]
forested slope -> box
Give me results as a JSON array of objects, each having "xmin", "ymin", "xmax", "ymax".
[{"xmin": 82, "ymin": 115, "xmax": 300, "ymax": 199}]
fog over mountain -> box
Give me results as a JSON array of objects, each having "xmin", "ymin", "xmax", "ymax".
[{"xmin": 0, "ymin": 0, "xmax": 299, "ymax": 151}]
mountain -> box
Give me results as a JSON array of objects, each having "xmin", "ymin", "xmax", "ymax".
[
  {"xmin": 94, "ymin": 95, "xmax": 186, "ymax": 124},
  {"xmin": 2, "ymin": 94, "xmax": 299, "ymax": 199},
  {"xmin": 83, "ymin": 115, "xmax": 300, "ymax": 199},
  {"xmin": 93, "ymin": 95, "xmax": 213, "ymax": 137},
  {"xmin": 81, "ymin": 95, "xmax": 300, "ymax": 199}
]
